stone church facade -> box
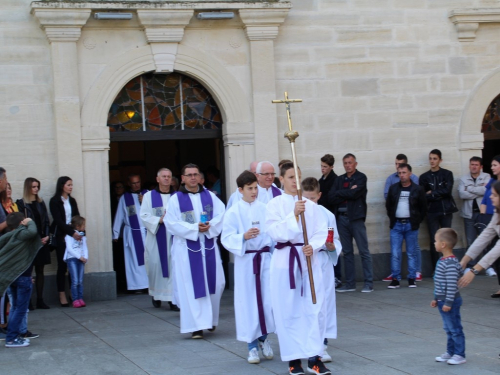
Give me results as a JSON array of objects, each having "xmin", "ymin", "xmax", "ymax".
[{"xmin": 2, "ymin": 0, "xmax": 500, "ymax": 299}]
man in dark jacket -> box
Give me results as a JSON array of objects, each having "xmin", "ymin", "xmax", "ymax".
[
  {"xmin": 328, "ymin": 153, "xmax": 373, "ymax": 293},
  {"xmin": 419, "ymin": 149, "xmax": 458, "ymax": 269},
  {"xmin": 386, "ymin": 164, "xmax": 427, "ymax": 289}
]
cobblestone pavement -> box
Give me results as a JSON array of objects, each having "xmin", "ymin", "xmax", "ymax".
[{"xmin": 1, "ymin": 277, "xmax": 499, "ymax": 374}]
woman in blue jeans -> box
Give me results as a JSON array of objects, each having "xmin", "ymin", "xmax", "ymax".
[{"xmin": 64, "ymin": 216, "xmax": 88, "ymax": 308}]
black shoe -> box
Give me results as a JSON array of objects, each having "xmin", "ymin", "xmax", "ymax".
[
  {"xmin": 20, "ymin": 331, "xmax": 39, "ymax": 339},
  {"xmin": 191, "ymin": 330, "xmax": 203, "ymax": 339},
  {"xmin": 408, "ymin": 279, "xmax": 417, "ymax": 288},
  {"xmin": 208, "ymin": 326, "xmax": 216, "ymax": 332},
  {"xmin": 307, "ymin": 358, "xmax": 331, "ymax": 375},
  {"xmin": 36, "ymin": 300, "xmax": 50, "ymax": 309},
  {"xmin": 152, "ymin": 298, "xmax": 161, "ymax": 308},
  {"xmin": 387, "ymin": 279, "xmax": 400, "ymax": 289},
  {"xmin": 289, "ymin": 359, "xmax": 304, "ymax": 375},
  {"xmin": 168, "ymin": 301, "xmax": 180, "ymax": 311},
  {"xmin": 491, "ymin": 293, "xmax": 500, "ymax": 298},
  {"xmin": 60, "ymin": 302, "xmax": 69, "ymax": 307}
]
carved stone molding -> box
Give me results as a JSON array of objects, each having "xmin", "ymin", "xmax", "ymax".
[
  {"xmin": 449, "ymin": 8, "xmax": 500, "ymax": 42},
  {"xmin": 223, "ymin": 132, "xmax": 255, "ymax": 146},
  {"xmin": 239, "ymin": 9, "xmax": 290, "ymax": 41},
  {"xmin": 137, "ymin": 10, "xmax": 194, "ymax": 43},
  {"xmin": 31, "ymin": 9, "xmax": 91, "ymax": 42}
]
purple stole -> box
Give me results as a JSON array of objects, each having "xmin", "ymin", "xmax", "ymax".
[
  {"xmin": 271, "ymin": 185, "xmax": 282, "ymax": 198},
  {"xmin": 245, "ymin": 246, "xmax": 270, "ymax": 336},
  {"xmin": 274, "ymin": 241, "xmax": 304, "ymax": 296},
  {"xmin": 123, "ymin": 190, "xmax": 147, "ymax": 266},
  {"xmin": 151, "ymin": 189, "xmax": 170, "ymax": 278},
  {"xmin": 177, "ymin": 189, "xmax": 216, "ymax": 299}
]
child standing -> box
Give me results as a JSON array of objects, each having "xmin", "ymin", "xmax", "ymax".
[
  {"xmin": 221, "ymin": 170, "xmax": 275, "ymax": 364},
  {"xmin": 431, "ymin": 228, "xmax": 466, "ymax": 365},
  {"xmin": 301, "ymin": 177, "xmax": 342, "ymax": 364},
  {"xmin": 265, "ymin": 163, "xmax": 330, "ymax": 375},
  {"xmin": 64, "ymin": 216, "xmax": 88, "ymax": 308},
  {"xmin": 0, "ymin": 213, "xmax": 41, "ymax": 348}
]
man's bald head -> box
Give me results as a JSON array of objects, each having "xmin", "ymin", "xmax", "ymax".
[{"xmin": 249, "ymin": 161, "xmax": 258, "ymax": 174}]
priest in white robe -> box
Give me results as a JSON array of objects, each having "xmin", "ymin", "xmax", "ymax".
[
  {"xmin": 140, "ymin": 168, "xmax": 178, "ymax": 310},
  {"xmin": 165, "ymin": 163, "xmax": 226, "ymax": 339},
  {"xmin": 256, "ymin": 161, "xmax": 282, "ymax": 204},
  {"xmin": 302, "ymin": 177, "xmax": 342, "ymax": 364},
  {"xmin": 221, "ymin": 170, "xmax": 275, "ymax": 364},
  {"xmin": 265, "ymin": 163, "xmax": 330, "ymax": 375},
  {"xmin": 112, "ymin": 174, "xmax": 149, "ymax": 291}
]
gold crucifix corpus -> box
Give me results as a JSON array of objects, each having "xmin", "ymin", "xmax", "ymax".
[{"xmin": 272, "ymin": 92, "xmax": 317, "ymax": 304}]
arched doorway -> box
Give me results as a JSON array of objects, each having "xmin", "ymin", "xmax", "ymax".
[
  {"xmin": 481, "ymin": 94, "xmax": 500, "ymax": 174},
  {"xmin": 108, "ymin": 72, "xmax": 226, "ymax": 292}
]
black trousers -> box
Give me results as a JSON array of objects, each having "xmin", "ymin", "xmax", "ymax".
[
  {"xmin": 427, "ymin": 212, "xmax": 453, "ymax": 270},
  {"xmin": 55, "ymin": 240, "xmax": 68, "ymax": 293}
]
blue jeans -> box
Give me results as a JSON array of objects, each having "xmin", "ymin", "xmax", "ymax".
[
  {"xmin": 338, "ymin": 215, "xmax": 373, "ymax": 288},
  {"xmin": 6, "ymin": 276, "xmax": 32, "ymax": 342},
  {"xmin": 6, "ymin": 288, "xmax": 28, "ymax": 335},
  {"xmin": 438, "ymin": 297, "xmax": 465, "ymax": 358},
  {"xmin": 248, "ymin": 334, "xmax": 267, "ymax": 351},
  {"xmin": 66, "ymin": 258, "xmax": 85, "ymax": 300},
  {"xmin": 390, "ymin": 222, "xmax": 418, "ymax": 280}
]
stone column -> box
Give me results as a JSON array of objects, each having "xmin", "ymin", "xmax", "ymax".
[
  {"xmin": 240, "ymin": 9, "xmax": 289, "ymax": 164},
  {"xmin": 137, "ymin": 10, "xmax": 194, "ymax": 72},
  {"xmin": 31, "ymin": 8, "xmax": 91, "ymax": 208}
]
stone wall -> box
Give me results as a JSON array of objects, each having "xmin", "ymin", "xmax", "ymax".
[{"xmin": 274, "ymin": 0, "xmax": 500, "ymax": 256}]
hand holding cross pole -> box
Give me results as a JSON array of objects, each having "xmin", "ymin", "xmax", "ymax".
[{"xmin": 272, "ymin": 92, "xmax": 317, "ymax": 304}]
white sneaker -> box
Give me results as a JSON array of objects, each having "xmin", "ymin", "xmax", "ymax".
[
  {"xmin": 259, "ymin": 339, "xmax": 273, "ymax": 360},
  {"xmin": 247, "ymin": 348, "xmax": 260, "ymax": 364},
  {"xmin": 435, "ymin": 352, "xmax": 452, "ymax": 362},
  {"xmin": 486, "ymin": 267, "xmax": 497, "ymax": 277},
  {"xmin": 322, "ymin": 345, "xmax": 332, "ymax": 362},
  {"xmin": 447, "ymin": 354, "xmax": 466, "ymax": 365}
]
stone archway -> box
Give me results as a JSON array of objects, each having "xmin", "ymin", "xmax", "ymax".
[{"xmin": 459, "ymin": 66, "xmax": 500, "ymax": 171}]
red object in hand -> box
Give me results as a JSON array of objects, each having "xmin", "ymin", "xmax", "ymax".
[{"xmin": 326, "ymin": 227, "xmax": 334, "ymax": 243}]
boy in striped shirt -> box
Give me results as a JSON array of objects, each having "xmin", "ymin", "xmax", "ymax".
[{"xmin": 431, "ymin": 228, "xmax": 466, "ymax": 365}]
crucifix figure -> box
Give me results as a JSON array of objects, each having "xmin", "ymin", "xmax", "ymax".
[{"xmin": 272, "ymin": 92, "xmax": 317, "ymax": 304}]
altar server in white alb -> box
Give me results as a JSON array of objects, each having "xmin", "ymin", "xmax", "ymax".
[
  {"xmin": 166, "ymin": 163, "xmax": 226, "ymax": 339},
  {"xmin": 302, "ymin": 177, "xmax": 342, "ymax": 364},
  {"xmin": 113, "ymin": 174, "xmax": 149, "ymax": 291},
  {"xmin": 226, "ymin": 161, "xmax": 258, "ymax": 209},
  {"xmin": 265, "ymin": 162, "xmax": 331, "ymax": 375},
  {"xmin": 140, "ymin": 168, "xmax": 179, "ymax": 311},
  {"xmin": 221, "ymin": 170, "xmax": 275, "ymax": 365}
]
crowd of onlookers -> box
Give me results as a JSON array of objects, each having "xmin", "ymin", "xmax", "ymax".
[{"xmin": 0, "ymin": 170, "xmax": 87, "ymax": 347}]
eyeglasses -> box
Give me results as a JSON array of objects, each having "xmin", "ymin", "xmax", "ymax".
[
  {"xmin": 183, "ymin": 173, "xmax": 200, "ymax": 178},
  {"xmin": 259, "ymin": 173, "xmax": 276, "ymax": 177}
]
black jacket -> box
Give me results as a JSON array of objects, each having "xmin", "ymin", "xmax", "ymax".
[
  {"xmin": 328, "ymin": 170, "xmax": 368, "ymax": 221},
  {"xmin": 386, "ymin": 181, "xmax": 427, "ymax": 230},
  {"xmin": 49, "ymin": 195, "xmax": 80, "ymax": 238},
  {"xmin": 419, "ymin": 168, "xmax": 458, "ymax": 215},
  {"xmin": 318, "ymin": 171, "xmax": 337, "ymax": 213},
  {"xmin": 16, "ymin": 199, "xmax": 50, "ymax": 238}
]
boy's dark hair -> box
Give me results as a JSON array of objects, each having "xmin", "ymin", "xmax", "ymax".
[
  {"xmin": 7, "ymin": 212, "xmax": 25, "ymax": 231},
  {"xmin": 469, "ymin": 156, "xmax": 482, "ymax": 165},
  {"xmin": 301, "ymin": 177, "xmax": 320, "ymax": 193},
  {"xmin": 181, "ymin": 163, "xmax": 200, "ymax": 176},
  {"xmin": 397, "ymin": 163, "xmax": 412, "ymax": 172},
  {"xmin": 436, "ymin": 228, "xmax": 458, "ymax": 249},
  {"xmin": 278, "ymin": 159, "xmax": 292, "ymax": 168},
  {"xmin": 280, "ymin": 162, "xmax": 298, "ymax": 177},
  {"xmin": 396, "ymin": 154, "xmax": 408, "ymax": 163},
  {"xmin": 320, "ymin": 154, "xmax": 335, "ymax": 167},
  {"xmin": 70, "ymin": 215, "xmax": 86, "ymax": 229},
  {"xmin": 236, "ymin": 170, "xmax": 257, "ymax": 188},
  {"xmin": 343, "ymin": 153, "xmax": 356, "ymax": 161},
  {"xmin": 430, "ymin": 149, "xmax": 442, "ymax": 159}
]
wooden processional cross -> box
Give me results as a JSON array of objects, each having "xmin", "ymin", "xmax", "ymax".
[{"xmin": 272, "ymin": 92, "xmax": 317, "ymax": 304}]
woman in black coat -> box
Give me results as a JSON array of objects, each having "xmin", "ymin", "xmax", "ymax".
[
  {"xmin": 49, "ymin": 176, "xmax": 81, "ymax": 307},
  {"xmin": 16, "ymin": 178, "xmax": 51, "ymax": 309}
]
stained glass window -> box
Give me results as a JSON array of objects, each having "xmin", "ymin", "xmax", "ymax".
[
  {"xmin": 482, "ymin": 93, "xmax": 500, "ymax": 134},
  {"xmin": 108, "ymin": 72, "xmax": 223, "ymax": 132}
]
